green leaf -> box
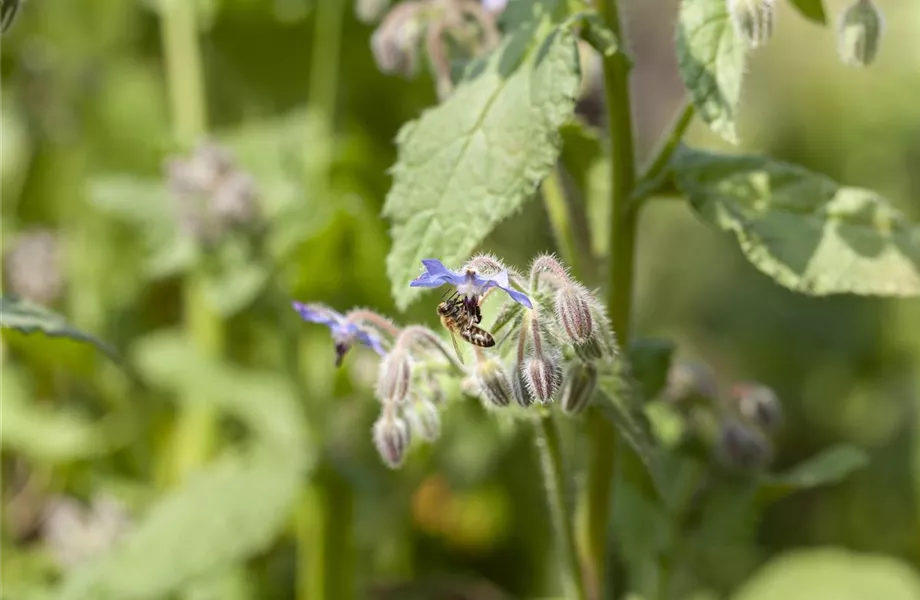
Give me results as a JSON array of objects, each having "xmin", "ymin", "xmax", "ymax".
[
  {"xmin": 676, "ymin": 0, "xmax": 746, "ymax": 144},
  {"xmin": 383, "ymin": 18, "xmax": 581, "ymax": 309},
  {"xmin": 0, "ymin": 296, "xmax": 119, "ymax": 361},
  {"xmin": 0, "ymin": 368, "xmax": 107, "ymax": 462},
  {"xmin": 597, "ymin": 369, "xmax": 667, "ymax": 496},
  {"xmin": 671, "ymin": 147, "xmax": 920, "ymax": 296},
  {"xmin": 628, "ymin": 338, "xmax": 676, "ymax": 401},
  {"xmin": 733, "ymin": 549, "xmax": 920, "ymax": 600},
  {"xmin": 787, "ymin": 0, "xmax": 827, "ymax": 25},
  {"xmin": 58, "ymin": 448, "xmax": 304, "ymax": 600},
  {"xmin": 758, "ymin": 444, "xmax": 869, "ymax": 504}
]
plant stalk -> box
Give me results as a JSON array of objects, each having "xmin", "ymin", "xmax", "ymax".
[
  {"xmin": 159, "ymin": 0, "xmax": 223, "ymax": 482},
  {"xmin": 542, "ymin": 166, "xmax": 582, "ymax": 278},
  {"xmin": 580, "ymin": 0, "xmax": 638, "ymax": 597},
  {"xmin": 535, "ymin": 415, "xmax": 588, "ymax": 600}
]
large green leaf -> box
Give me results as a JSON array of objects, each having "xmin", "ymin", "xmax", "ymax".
[
  {"xmin": 0, "ymin": 296, "xmax": 118, "ymax": 361},
  {"xmin": 788, "ymin": 0, "xmax": 827, "ymax": 25},
  {"xmin": 676, "ymin": 0, "xmax": 746, "ymax": 144},
  {"xmin": 733, "ymin": 549, "xmax": 920, "ymax": 600},
  {"xmin": 383, "ymin": 9, "xmax": 581, "ymax": 309},
  {"xmin": 758, "ymin": 444, "xmax": 869, "ymax": 504},
  {"xmin": 671, "ymin": 147, "xmax": 920, "ymax": 296},
  {"xmin": 58, "ymin": 448, "xmax": 304, "ymax": 600}
]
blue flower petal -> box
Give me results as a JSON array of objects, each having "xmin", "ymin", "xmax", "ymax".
[
  {"xmin": 356, "ymin": 329, "xmax": 388, "ymax": 356},
  {"xmin": 410, "ymin": 259, "xmax": 463, "ymax": 288},
  {"xmin": 292, "ymin": 301, "xmax": 342, "ymax": 328},
  {"xmin": 407, "ymin": 259, "xmax": 532, "ymax": 308},
  {"xmin": 503, "ymin": 287, "xmax": 533, "ymax": 309}
]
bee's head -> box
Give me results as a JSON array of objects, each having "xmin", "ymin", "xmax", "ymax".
[{"xmin": 436, "ymin": 301, "xmax": 450, "ymax": 316}]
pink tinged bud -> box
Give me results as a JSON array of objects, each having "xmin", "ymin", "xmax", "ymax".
[
  {"xmin": 373, "ymin": 412, "xmax": 411, "ymax": 469},
  {"xmin": 560, "ymin": 362, "xmax": 598, "ymax": 416},
  {"xmin": 376, "ymin": 350, "xmax": 412, "ymax": 405},
  {"xmin": 732, "ymin": 382, "xmax": 782, "ymax": 432},
  {"xmin": 554, "ymin": 285, "xmax": 595, "ymax": 345},
  {"xmin": 476, "ymin": 359, "xmax": 513, "ymax": 407},
  {"xmin": 716, "ymin": 418, "xmax": 773, "ymax": 471},
  {"xmin": 407, "ymin": 399, "xmax": 441, "ymax": 442},
  {"xmin": 524, "ymin": 355, "xmax": 562, "ymax": 405}
]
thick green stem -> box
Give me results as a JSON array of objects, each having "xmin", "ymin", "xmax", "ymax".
[
  {"xmin": 542, "ymin": 167, "xmax": 582, "ymax": 278},
  {"xmin": 535, "ymin": 415, "xmax": 588, "ymax": 600},
  {"xmin": 298, "ymin": 469, "xmax": 355, "ymax": 600},
  {"xmin": 580, "ymin": 0, "xmax": 638, "ymax": 598},
  {"xmin": 159, "ymin": 0, "xmax": 222, "ymax": 482}
]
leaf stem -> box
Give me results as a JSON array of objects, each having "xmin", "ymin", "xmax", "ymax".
[
  {"xmin": 632, "ymin": 100, "xmax": 695, "ymax": 202},
  {"xmin": 159, "ymin": 0, "xmax": 223, "ymax": 482},
  {"xmin": 535, "ymin": 415, "xmax": 587, "ymax": 600},
  {"xmin": 541, "ymin": 167, "xmax": 582, "ymax": 279},
  {"xmin": 580, "ymin": 0, "xmax": 637, "ymax": 597}
]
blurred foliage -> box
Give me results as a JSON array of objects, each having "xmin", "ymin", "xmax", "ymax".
[{"xmin": 1, "ymin": 0, "xmax": 919, "ymax": 599}]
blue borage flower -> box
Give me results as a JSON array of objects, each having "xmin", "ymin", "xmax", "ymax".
[
  {"xmin": 409, "ymin": 259, "xmax": 533, "ymax": 309},
  {"xmin": 292, "ymin": 302, "xmax": 387, "ymax": 366}
]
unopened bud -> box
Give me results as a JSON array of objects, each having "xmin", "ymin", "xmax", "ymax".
[
  {"xmin": 716, "ymin": 418, "xmax": 772, "ymax": 471},
  {"xmin": 407, "ymin": 399, "xmax": 441, "ymax": 442},
  {"xmin": 838, "ymin": 0, "xmax": 883, "ymax": 67},
  {"xmin": 376, "ymin": 349, "xmax": 412, "ymax": 405},
  {"xmin": 4, "ymin": 229, "xmax": 64, "ymax": 305},
  {"xmin": 373, "ymin": 412, "xmax": 411, "ymax": 469},
  {"xmin": 524, "ymin": 354, "xmax": 562, "ymax": 405},
  {"xmin": 510, "ymin": 364, "xmax": 533, "ymax": 408},
  {"xmin": 371, "ymin": 2, "xmax": 425, "ymax": 77},
  {"xmin": 560, "ymin": 362, "xmax": 598, "ymax": 415},
  {"xmin": 732, "ymin": 382, "xmax": 782, "ymax": 432},
  {"xmin": 664, "ymin": 362, "xmax": 718, "ymax": 407},
  {"xmin": 728, "ymin": 0, "xmax": 776, "ymax": 49},
  {"xmin": 475, "ymin": 359, "xmax": 513, "ymax": 408},
  {"xmin": 354, "ymin": 0, "xmax": 390, "ymax": 24},
  {"xmin": 554, "ymin": 284, "xmax": 594, "ymax": 345}
]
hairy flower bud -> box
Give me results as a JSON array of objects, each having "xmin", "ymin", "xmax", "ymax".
[
  {"xmin": 370, "ymin": 1, "xmax": 425, "ymax": 77},
  {"xmin": 560, "ymin": 361, "xmax": 598, "ymax": 415},
  {"xmin": 554, "ymin": 284, "xmax": 595, "ymax": 345},
  {"xmin": 837, "ymin": 0, "xmax": 883, "ymax": 67},
  {"xmin": 728, "ymin": 0, "xmax": 776, "ymax": 49},
  {"xmin": 664, "ymin": 362, "xmax": 718, "ymax": 407},
  {"xmin": 373, "ymin": 412, "xmax": 411, "ymax": 468},
  {"xmin": 732, "ymin": 382, "xmax": 782, "ymax": 432},
  {"xmin": 407, "ymin": 399, "xmax": 441, "ymax": 442},
  {"xmin": 524, "ymin": 354, "xmax": 562, "ymax": 405},
  {"xmin": 4, "ymin": 229, "xmax": 64, "ymax": 305},
  {"xmin": 475, "ymin": 358, "xmax": 513, "ymax": 407},
  {"xmin": 376, "ymin": 349, "xmax": 412, "ymax": 405},
  {"xmin": 716, "ymin": 418, "xmax": 772, "ymax": 471},
  {"xmin": 510, "ymin": 363, "xmax": 533, "ymax": 408}
]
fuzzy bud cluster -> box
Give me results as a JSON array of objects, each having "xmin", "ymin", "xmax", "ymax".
[
  {"xmin": 165, "ymin": 142, "xmax": 260, "ymax": 244},
  {"xmin": 475, "ymin": 358, "xmax": 513, "ymax": 408},
  {"xmin": 560, "ymin": 361, "xmax": 598, "ymax": 415},
  {"xmin": 373, "ymin": 410, "xmax": 412, "ymax": 469}
]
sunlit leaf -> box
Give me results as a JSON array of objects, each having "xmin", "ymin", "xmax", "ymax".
[
  {"xmin": 733, "ymin": 548, "xmax": 920, "ymax": 600},
  {"xmin": 58, "ymin": 448, "xmax": 305, "ymax": 600},
  {"xmin": 0, "ymin": 296, "xmax": 119, "ymax": 361},
  {"xmin": 758, "ymin": 444, "xmax": 869, "ymax": 504},
  {"xmin": 384, "ymin": 10, "xmax": 581, "ymax": 309},
  {"xmin": 788, "ymin": 0, "xmax": 827, "ymax": 25},
  {"xmin": 671, "ymin": 147, "xmax": 920, "ymax": 296},
  {"xmin": 676, "ymin": 0, "xmax": 746, "ymax": 143}
]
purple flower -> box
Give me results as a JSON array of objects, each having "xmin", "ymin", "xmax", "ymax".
[
  {"xmin": 292, "ymin": 302, "xmax": 387, "ymax": 366},
  {"xmin": 409, "ymin": 259, "xmax": 532, "ymax": 309}
]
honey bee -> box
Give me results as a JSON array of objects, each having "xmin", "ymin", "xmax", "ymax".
[{"xmin": 437, "ymin": 293, "xmax": 495, "ymax": 363}]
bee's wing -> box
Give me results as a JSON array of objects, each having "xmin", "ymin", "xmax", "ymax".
[{"xmin": 448, "ymin": 328, "xmax": 465, "ymax": 364}]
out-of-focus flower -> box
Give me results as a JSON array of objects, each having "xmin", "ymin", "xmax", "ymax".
[
  {"xmin": 837, "ymin": 0, "xmax": 883, "ymax": 67},
  {"xmin": 292, "ymin": 302, "xmax": 387, "ymax": 366},
  {"xmin": 732, "ymin": 382, "xmax": 783, "ymax": 432},
  {"xmin": 41, "ymin": 494, "xmax": 132, "ymax": 569},
  {"xmin": 716, "ymin": 418, "xmax": 773, "ymax": 471},
  {"xmin": 165, "ymin": 142, "xmax": 260, "ymax": 243},
  {"xmin": 355, "ymin": 0, "xmax": 391, "ymax": 24},
  {"xmin": 663, "ymin": 362, "xmax": 719, "ymax": 406},
  {"xmin": 371, "ymin": 1, "xmax": 428, "ymax": 77},
  {"xmin": 4, "ymin": 229, "xmax": 64, "ymax": 305},
  {"xmin": 407, "ymin": 398, "xmax": 441, "ymax": 441},
  {"xmin": 410, "ymin": 258, "xmax": 532, "ymax": 308},
  {"xmin": 475, "ymin": 357, "xmax": 513, "ymax": 407}
]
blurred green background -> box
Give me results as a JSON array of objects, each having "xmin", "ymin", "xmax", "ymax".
[{"xmin": 1, "ymin": 0, "xmax": 919, "ymax": 598}]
